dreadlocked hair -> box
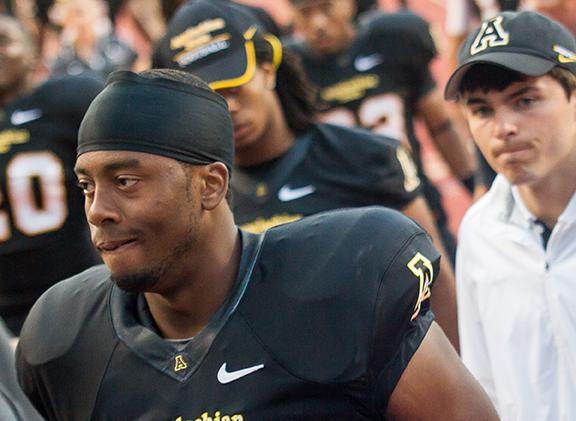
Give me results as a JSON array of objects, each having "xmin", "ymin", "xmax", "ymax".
[{"xmin": 253, "ymin": 36, "xmax": 319, "ymax": 134}]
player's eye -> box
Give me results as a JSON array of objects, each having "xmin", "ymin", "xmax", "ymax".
[
  {"xmin": 76, "ymin": 179, "xmax": 94, "ymax": 195},
  {"xmin": 116, "ymin": 176, "xmax": 139, "ymax": 189},
  {"xmin": 515, "ymin": 96, "xmax": 537, "ymax": 110},
  {"xmin": 468, "ymin": 105, "xmax": 492, "ymax": 119}
]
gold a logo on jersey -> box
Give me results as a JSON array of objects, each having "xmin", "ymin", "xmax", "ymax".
[
  {"xmin": 174, "ymin": 354, "xmax": 188, "ymax": 372},
  {"xmin": 407, "ymin": 252, "xmax": 433, "ymax": 321},
  {"xmin": 0, "ymin": 129, "xmax": 30, "ymax": 153},
  {"xmin": 175, "ymin": 411, "xmax": 244, "ymax": 421},
  {"xmin": 470, "ymin": 16, "xmax": 510, "ymax": 55}
]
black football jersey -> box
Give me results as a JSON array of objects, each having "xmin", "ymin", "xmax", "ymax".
[
  {"xmin": 17, "ymin": 207, "xmax": 439, "ymax": 421},
  {"xmin": 288, "ymin": 12, "xmax": 435, "ymax": 173},
  {"xmin": 233, "ymin": 123, "xmax": 420, "ymax": 232},
  {"xmin": 0, "ymin": 76, "xmax": 103, "ymax": 330}
]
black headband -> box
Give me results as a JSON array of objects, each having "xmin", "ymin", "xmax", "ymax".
[{"xmin": 78, "ymin": 71, "xmax": 234, "ymax": 170}]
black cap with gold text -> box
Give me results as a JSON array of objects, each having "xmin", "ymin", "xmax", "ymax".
[{"xmin": 445, "ymin": 11, "xmax": 576, "ymax": 100}]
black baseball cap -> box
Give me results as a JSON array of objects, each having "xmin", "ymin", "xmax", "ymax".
[
  {"xmin": 445, "ymin": 11, "xmax": 576, "ymax": 100},
  {"xmin": 153, "ymin": 0, "xmax": 281, "ymax": 90}
]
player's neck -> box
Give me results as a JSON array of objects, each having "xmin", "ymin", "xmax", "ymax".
[
  {"xmin": 516, "ymin": 149, "xmax": 576, "ymax": 229},
  {"xmin": 144, "ymin": 209, "xmax": 242, "ymax": 340},
  {"xmin": 235, "ymin": 101, "xmax": 296, "ymax": 167}
]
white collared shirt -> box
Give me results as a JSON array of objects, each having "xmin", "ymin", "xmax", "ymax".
[{"xmin": 456, "ymin": 175, "xmax": 576, "ymax": 421}]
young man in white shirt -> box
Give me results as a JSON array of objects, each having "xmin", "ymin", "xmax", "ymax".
[{"xmin": 445, "ymin": 10, "xmax": 576, "ymax": 421}]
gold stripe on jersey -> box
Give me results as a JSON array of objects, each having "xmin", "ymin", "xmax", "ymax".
[
  {"xmin": 0, "ymin": 129, "xmax": 30, "ymax": 153},
  {"xmin": 321, "ymin": 75, "xmax": 379, "ymax": 103},
  {"xmin": 241, "ymin": 213, "xmax": 303, "ymax": 233}
]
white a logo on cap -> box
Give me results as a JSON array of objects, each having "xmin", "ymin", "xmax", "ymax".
[{"xmin": 470, "ymin": 16, "xmax": 510, "ymax": 55}]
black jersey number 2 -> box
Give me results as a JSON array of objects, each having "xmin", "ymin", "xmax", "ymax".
[{"xmin": 0, "ymin": 151, "xmax": 68, "ymax": 241}]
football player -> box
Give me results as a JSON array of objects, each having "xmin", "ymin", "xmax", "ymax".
[
  {"xmin": 286, "ymin": 0, "xmax": 480, "ymax": 260},
  {"xmin": 17, "ymin": 67, "xmax": 498, "ymax": 420},
  {"xmin": 153, "ymin": 0, "xmax": 461, "ymax": 350},
  {"xmin": 0, "ymin": 14, "xmax": 103, "ymax": 334}
]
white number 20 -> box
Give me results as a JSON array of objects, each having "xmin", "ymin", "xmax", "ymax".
[{"xmin": 0, "ymin": 151, "xmax": 68, "ymax": 241}]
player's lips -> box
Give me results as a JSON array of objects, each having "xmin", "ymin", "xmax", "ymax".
[
  {"xmin": 494, "ymin": 142, "xmax": 534, "ymax": 161},
  {"xmin": 94, "ymin": 238, "xmax": 138, "ymax": 253},
  {"xmin": 233, "ymin": 123, "xmax": 251, "ymax": 140}
]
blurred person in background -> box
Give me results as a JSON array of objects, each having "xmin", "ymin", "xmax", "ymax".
[
  {"xmin": 47, "ymin": 0, "xmax": 137, "ymax": 80},
  {"xmin": 286, "ymin": 0, "xmax": 479, "ymax": 263},
  {"xmin": 0, "ymin": 14, "xmax": 103, "ymax": 335},
  {"xmin": 446, "ymin": 11, "xmax": 576, "ymax": 420}
]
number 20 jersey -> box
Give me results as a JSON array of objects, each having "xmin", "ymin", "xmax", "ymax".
[{"xmin": 0, "ymin": 76, "xmax": 103, "ymax": 325}]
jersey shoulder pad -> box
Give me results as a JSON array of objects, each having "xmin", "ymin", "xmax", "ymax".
[
  {"xmin": 240, "ymin": 207, "xmax": 429, "ymax": 382},
  {"xmin": 312, "ymin": 123, "xmax": 400, "ymax": 172},
  {"xmin": 19, "ymin": 264, "xmax": 112, "ymax": 365},
  {"xmin": 311, "ymin": 124, "xmax": 420, "ymax": 199}
]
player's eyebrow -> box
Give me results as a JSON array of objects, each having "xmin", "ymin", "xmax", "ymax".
[
  {"xmin": 74, "ymin": 158, "xmax": 142, "ymax": 175},
  {"xmin": 465, "ymin": 85, "xmax": 540, "ymax": 107}
]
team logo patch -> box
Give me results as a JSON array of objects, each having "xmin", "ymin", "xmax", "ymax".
[
  {"xmin": 553, "ymin": 45, "xmax": 576, "ymax": 64},
  {"xmin": 470, "ymin": 16, "xmax": 510, "ymax": 55},
  {"xmin": 174, "ymin": 354, "xmax": 188, "ymax": 372},
  {"xmin": 407, "ymin": 252, "xmax": 433, "ymax": 321}
]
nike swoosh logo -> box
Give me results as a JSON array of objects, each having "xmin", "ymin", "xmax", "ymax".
[
  {"xmin": 354, "ymin": 53, "xmax": 383, "ymax": 72},
  {"xmin": 217, "ymin": 363, "xmax": 264, "ymax": 384},
  {"xmin": 11, "ymin": 109, "xmax": 42, "ymax": 126},
  {"xmin": 277, "ymin": 185, "xmax": 316, "ymax": 202}
]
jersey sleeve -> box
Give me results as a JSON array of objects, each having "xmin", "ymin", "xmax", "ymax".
[
  {"xmin": 369, "ymin": 230, "xmax": 440, "ymax": 413},
  {"xmin": 316, "ymin": 125, "xmax": 422, "ymax": 209},
  {"xmin": 372, "ymin": 138, "xmax": 422, "ymax": 208}
]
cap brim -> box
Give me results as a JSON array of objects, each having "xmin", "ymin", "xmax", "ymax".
[
  {"xmin": 444, "ymin": 52, "xmax": 555, "ymax": 100},
  {"xmin": 190, "ymin": 39, "xmax": 257, "ymax": 90}
]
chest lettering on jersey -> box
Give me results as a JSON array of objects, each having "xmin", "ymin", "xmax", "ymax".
[
  {"xmin": 174, "ymin": 354, "xmax": 189, "ymax": 372},
  {"xmin": 175, "ymin": 411, "xmax": 244, "ymax": 421},
  {"xmin": 0, "ymin": 129, "xmax": 30, "ymax": 153},
  {"xmin": 470, "ymin": 16, "xmax": 510, "ymax": 55},
  {"xmin": 407, "ymin": 252, "xmax": 434, "ymax": 320},
  {"xmin": 320, "ymin": 74, "xmax": 379, "ymax": 103}
]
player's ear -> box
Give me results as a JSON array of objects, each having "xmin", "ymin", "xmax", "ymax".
[
  {"xmin": 260, "ymin": 62, "xmax": 277, "ymax": 90},
  {"xmin": 200, "ymin": 162, "xmax": 229, "ymax": 210}
]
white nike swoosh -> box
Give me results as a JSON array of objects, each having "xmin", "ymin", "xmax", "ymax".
[
  {"xmin": 11, "ymin": 109, "xmax": 42, "ymax": 126},
  {"xmin": 278, "ymin": 185, "xmax": 316, "ymax": 202},
  {"xmin": 217, "ymin": 363, "xmax": 264, "ymax": 384},
  {"xmin": 354, "ymin": 53, "xmax": 383, "ymax": 72}
]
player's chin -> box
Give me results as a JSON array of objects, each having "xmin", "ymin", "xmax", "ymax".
[{"xmin": 109, "ymin": 266, "xmax": 162, "ymax": 293}]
